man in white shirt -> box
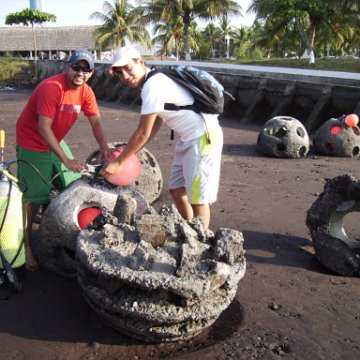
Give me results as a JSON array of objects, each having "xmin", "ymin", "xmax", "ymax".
[{"xmin": 102, "ymin": 46, "xmax": 223, "ymax": 229}]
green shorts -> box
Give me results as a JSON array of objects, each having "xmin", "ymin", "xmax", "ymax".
[{"xmin": 16, "ymin": 141, "xmax": 81, "ymax": 204}]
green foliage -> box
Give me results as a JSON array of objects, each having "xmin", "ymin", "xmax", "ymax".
[
  {"xmin": 5, "ymin": 8, "xmax": 56, "ymax": 26},
  {"xmin": 142, "ymin": 0, "xmax": 242, "ymax": 57},
  {"xmin": 193, "ymin": 43, "xmax": 212, "ymax": 60},
  {"xmin": 152, "ymin": 14, "xmax": 187, "ymax": 58},
  {"xmin": 248, "ymin": 0, "xmax": 360, "ymax": 62},
  {"xmin": 0, "ymin": 58, "xmax": 34, "ymax": 86},
  {"xmin": 274, "ymin": 0, "xmax": 328, "ymax": 18},
  {"xmin": 234, "ymin": 41, "xmax": 265, "ymax": 60},
  {"xmin": 90, "ymin": 0, "xmax": 150, "ymax": 50},
  {"xmin": 5, "ymin": 8, "xmax": 57, "ymax": 67},
  {"xmin": 2, "ymin": 52, "xmax": 14, "ymax": 58}
]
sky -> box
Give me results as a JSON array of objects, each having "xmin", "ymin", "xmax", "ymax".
[{"xmin": 0, "ymin": 0, "xmax": 255, "ymax": 28}]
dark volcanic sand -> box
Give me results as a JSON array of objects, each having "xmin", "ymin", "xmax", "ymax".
[{"xmin": 0, "ymin": 90, "xmax": 359, "ymax": 360}]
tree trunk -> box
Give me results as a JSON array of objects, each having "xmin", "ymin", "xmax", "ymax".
[
  {"xmin": 31, "ymin": 23, "xmax": 38, "ymax": 80},
  {"xmin": 31, "ymin": 23, "xmax": 37, "ymax": 62},
  {"xmin": 183, "ymin": 12, "xmax": 191, "ymax": 60},
  {"xmin": 307, "ymin": 23, "xmax": 316, "ymax": 64},
  {"xmin": 298, "ymin": 20, "xmax": 316, "ymax": 64},
  {"xmin": 175, "ymin": 39, "xmax": 180, "ymax": 61},
  {"xmin": 296, "ymin": 19, "xmax": 314, "ymax": 63}
]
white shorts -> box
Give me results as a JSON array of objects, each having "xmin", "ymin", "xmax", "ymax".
[{"xmin": 169, "ymin": 127, "xmax": 223, "ymax": 205}]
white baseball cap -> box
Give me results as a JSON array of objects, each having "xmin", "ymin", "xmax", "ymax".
[{"xmin": 109, "ymin": 46, "xmax": 141, "ymax": 74}]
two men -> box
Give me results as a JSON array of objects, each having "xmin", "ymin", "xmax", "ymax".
[
  {"xmin": 102, "ymin": 46, "xmax": 223, "ymax": 230},
  {"xmin": 16, "ymin": 49, "xmax": 110, "ymax": 271}
]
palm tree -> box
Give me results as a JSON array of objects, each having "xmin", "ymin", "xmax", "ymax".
[
  {"xmin": 251, "ymin": 17, "xmax": 301, "ymax": 58},
  {"xmin": 230, "ymin": 25, "xmax": 252, "ymax": 58},
  {"xmin": 152, "ymin": 16, "xmax": 184, "ymax": 59},
  {"xmin": 231, "ymin": 25, "xmax": 249, "ymax": 48},
  {"xmin": 141, "ymin": 0, "xmax": 241, "ymax": 59},
  {"xmin": 218, "ymin": 15, "xmax": 234, "ymax": 57},
  {"xmin": 248, "ymin": 0, "xmax": 360, "ymax": 62},
  {"xmin": 317, "ymin": 1, "xmax": 360, "ymax": 56},
  {"xmin": 90, "ymin": 0, "xmax": 151, "ymax": 51},
  {"xmin": 188, "ymin": 20, "xmax": 202, "ymax": 55},
  {"xmin": 202, "ymin": 23, "xmax": 222, "ymax": 58}
]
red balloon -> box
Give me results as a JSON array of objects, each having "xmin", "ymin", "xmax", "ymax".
[
  {"xmin": 78, "ymin": 207, "xmax": 102, "ymax": 230},
  {"xmin": 105, "ymin": 147, "xmax": 141, "ymax": 186}
]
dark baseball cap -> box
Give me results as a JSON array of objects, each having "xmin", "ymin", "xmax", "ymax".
[{"xmin": 69, "ymin": 49, "xmax": 94, "ymax": 70}]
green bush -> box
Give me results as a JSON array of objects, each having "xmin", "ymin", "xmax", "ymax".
[
  {"xmin": 193, "ymin": 43, "xmax": 212, "ymax": 60},
  {"xmin": 0, "ymin": 58, "xmax": 34, "ymax": 86}
]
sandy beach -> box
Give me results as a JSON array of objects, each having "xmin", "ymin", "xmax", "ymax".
[{"xmin": 0, "ymin": 89, "xmax": 359, "ymax": 360}]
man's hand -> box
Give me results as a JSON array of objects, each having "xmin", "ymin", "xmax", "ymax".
[
  {"xmin": 101, "ymin": 160, "xmax": 124, "ymax": 177},
  {"xmin": 97, "ymin": 147, "xmax": 115, "ymax": 162},
  {"xmin": 63, "ymin": 158, "xmax": 86, "ymax": 172}
]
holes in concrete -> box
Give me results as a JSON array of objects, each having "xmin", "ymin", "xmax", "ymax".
[
  {"xmin": 267, "ymin": 126, "xmax": 287, "ymax": 138},
  {"xmin": 352, "ymin": 146, "xmax": 360, "ymax": 156},
  {"xmin": 306, "ymin": 175, "xmax": 360, "ymax": 275},
  {"xmin": 342, "ymin": 211, "xmax": 360, "ymax": 250},
  {"xmin": 296, "ymin": 127, "xmax": 306, "ymax": 138},
  {"xmin": 298, "ymin": 146, "xmax": 307, "ymax": 157},
  {"xmin": 281, "ymin": 116, "xmax": 294, "ymax": 122},
  {"xmin": 326, "ymin": 143, "xmax": 336, "ymax": 152},
  {"xmin": 143, "ymin": 151, "xmax": 156, "ymax": 167},
  {"xmin": 329, "ymin": 200, "xmax": 360, "ymax": 249}
]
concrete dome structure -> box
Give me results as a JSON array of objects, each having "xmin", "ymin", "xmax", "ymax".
[{"xmin": 257, "ymin": 116, "xmax": 310, "ymax": 158}]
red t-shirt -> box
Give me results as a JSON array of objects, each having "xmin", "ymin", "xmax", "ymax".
[{"xmin": 16, "ymin": 73, "xmax": 99, "ymax": 151}]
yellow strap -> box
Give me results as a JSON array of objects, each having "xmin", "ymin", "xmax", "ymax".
[{"xmin": 0, "ymin": 129, "xmax": 4, "ymax": 148}]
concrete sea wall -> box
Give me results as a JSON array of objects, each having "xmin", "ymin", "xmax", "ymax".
[{"xmin": 37, "ymin": 60, "xmax": 360, "ymax": 132}]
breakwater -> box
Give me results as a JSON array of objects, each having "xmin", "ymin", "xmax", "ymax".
[{"xmin": 37, "ymin": 59, "xmax": 360, "ymax": 132}]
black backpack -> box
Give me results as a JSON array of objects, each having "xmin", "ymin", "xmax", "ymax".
[{"xmin": 144, "ymin": 65, "xmax": 232, "ymax": 114}]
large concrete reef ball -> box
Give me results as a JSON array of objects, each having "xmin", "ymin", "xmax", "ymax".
[
  {"xmin": 37, "ymin": 178, "xmax": 149, "ymax": 279},
  {"xmin": 313, "ymin": 118, "xmax": 360, "ymax": 157},
  {"xmin": 86, "ymin": 142, "xmax": 163, "ymax": 204},
  {"xmin": 306, "ymin": 174, "xmax": 360, "ymax": 276},
  {"xmin": 76, "ymin": 205, "xmax": 246, "ymax": 342},
  {"xmin": 256, "ymin": 116, "xmax": 309, "ymax": 158}
]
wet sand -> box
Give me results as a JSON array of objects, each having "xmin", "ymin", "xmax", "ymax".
[{"xmin": 0, "ymin": 90, "xmax": 359, "ymax": 360}]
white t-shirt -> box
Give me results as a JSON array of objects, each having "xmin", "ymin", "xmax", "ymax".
[{"xmin": 141, "ymin": 70, "xmax": 220, "ymax": 141}]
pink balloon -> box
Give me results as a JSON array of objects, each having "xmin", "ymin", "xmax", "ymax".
[{"xmin": 106, "ymin": 147, "xmax": 141, "ymax": 186}]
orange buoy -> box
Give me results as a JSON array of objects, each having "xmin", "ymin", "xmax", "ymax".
[
  {"xmin": 344, "ymin": 114, "xmax": 359, "ymax": 128},
  {"xmin": 106, "ymin": 147, "xmax": 141, "ymax": 186}
]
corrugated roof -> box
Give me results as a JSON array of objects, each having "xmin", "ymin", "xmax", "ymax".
[{"xmin": 0, "ymin": 26, "xmax": 96, "ymax": 51}]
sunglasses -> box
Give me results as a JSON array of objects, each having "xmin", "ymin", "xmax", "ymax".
[{"xmin": 70, "ymin": 63, "xmax": 92, "ymax": 74}]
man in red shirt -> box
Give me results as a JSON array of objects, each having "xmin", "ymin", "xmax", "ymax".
[{"xmin": 16, "ymin": 49, "xmax": 111, "ymax": 271}]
